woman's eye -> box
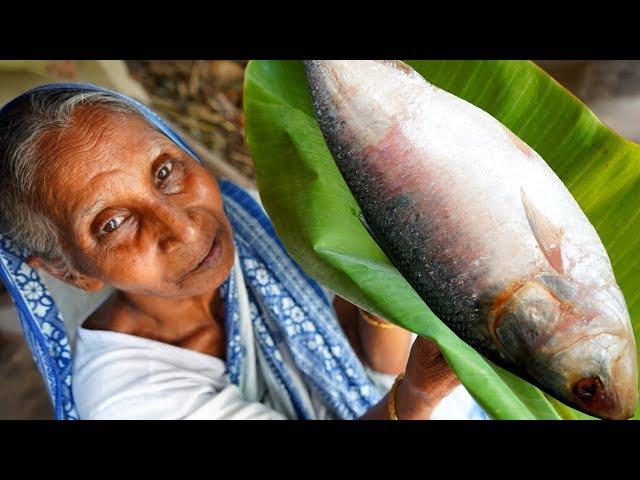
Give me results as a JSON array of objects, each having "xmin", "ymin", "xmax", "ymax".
[
  {"xmin": 154, "ymin": 159, "xmax": 183, "ymax": 195},
  {"xmin": 100, "ymin": 215, "xmax": 125, "ymax": 235},
  {"xmin": 156, "ymin": 161, "xmax": 173, "ymax": 181}
]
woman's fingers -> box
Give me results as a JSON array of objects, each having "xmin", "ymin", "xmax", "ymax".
[{"xmin": 405, "ymin": 336, "xmax": 460, "ymax": 400}]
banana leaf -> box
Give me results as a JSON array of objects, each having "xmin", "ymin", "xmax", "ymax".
[{"xmin": 243, "ymin": 60, "xmax": 640, "ymax": 420}]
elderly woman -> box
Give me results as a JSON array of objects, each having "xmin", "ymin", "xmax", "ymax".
[{"xmin": 0, "ymin": 84, "xmax": 487, "ymax": 420}]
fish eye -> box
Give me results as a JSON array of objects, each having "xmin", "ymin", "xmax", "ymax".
[
  {"xmin": 574, "ymin": 377, "xmax": 600, "ymax": 399},
  {"xmin": 572, "ymin": 376, "xmax": 614, "ymax": 412}
]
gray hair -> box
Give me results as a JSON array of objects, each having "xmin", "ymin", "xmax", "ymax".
[{"xmin": 0, "ymin": 88, "xmax": 145, "ymax": 262}]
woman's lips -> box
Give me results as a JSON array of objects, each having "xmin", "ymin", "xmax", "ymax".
[{"xmin": 191, "ymin": 234, "xmax": 222, "ymax": 274}]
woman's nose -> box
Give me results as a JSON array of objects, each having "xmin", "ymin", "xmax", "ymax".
[{"xmin": 154, "ymin": 204, "xmax": 199, "ymax": 253}]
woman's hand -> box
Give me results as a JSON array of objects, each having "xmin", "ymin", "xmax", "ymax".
[
  {"xmin": 335, "ymin": 297, "xmax": 460, "ymax": 420},
  {"xmin": 359, "ymin": 336, "xmax": 460, "ymax": 420},
  {"xmin": 394, "ymin": 337, "xmax": 460, "ymax": 419}
]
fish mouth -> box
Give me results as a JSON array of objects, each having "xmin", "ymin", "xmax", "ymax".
[{"xmin": 605, "ymin": 342, "xmax": 638, "ymax": 419}]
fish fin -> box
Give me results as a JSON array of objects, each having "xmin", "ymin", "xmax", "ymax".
[{"xmin": 521, "ymin": 188, "xmax": 565, "ymax": 274}]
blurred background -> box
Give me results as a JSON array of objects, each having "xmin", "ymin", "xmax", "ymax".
[{"xmin": 1, "ymin": 60, "xmax": 639, "ymax": 419}]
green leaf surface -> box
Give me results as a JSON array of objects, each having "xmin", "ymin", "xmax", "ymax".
[{"xmin": 243, "ymin": 60, "xmax": 639, "ymax": 420}]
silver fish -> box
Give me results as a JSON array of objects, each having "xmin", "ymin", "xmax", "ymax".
[{"xmin": 305, "ymin": 60, "xmax": 638, "ymax": 419}]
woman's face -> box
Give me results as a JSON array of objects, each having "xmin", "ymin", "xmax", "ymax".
[{"xmin": 36, "ymin": 106, "xmax": 235, "ymax": 298}]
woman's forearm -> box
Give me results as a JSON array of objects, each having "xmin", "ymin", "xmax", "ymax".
[
  {"xmin": 356, "ymin": 309, "xmax": 412, "ymax": 374},
  {"xmin": 333, "ymin": 296, "xmax": 411, "ymax": 374}
]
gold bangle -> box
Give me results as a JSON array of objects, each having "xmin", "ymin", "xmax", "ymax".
[
  {"xmin": 359, "ymin": 309, "xmax": 397, "ymax": 329},
  {"xmin": 388, "ymin": 372, "xmax": 405, "ymax": 420}
]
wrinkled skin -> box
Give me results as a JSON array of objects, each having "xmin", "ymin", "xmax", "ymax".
[
  {"xmin": 30, "ymin": 106, "xmax": 236, "ymax": 300},
  {"xmin": 305, "ymin": 60, "xmax": 638, "ymax": 419}
]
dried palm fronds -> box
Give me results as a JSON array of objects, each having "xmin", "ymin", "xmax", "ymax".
[{"xmin": 126, "ymin": 61, "xmax": 255, "ymax": 181}]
